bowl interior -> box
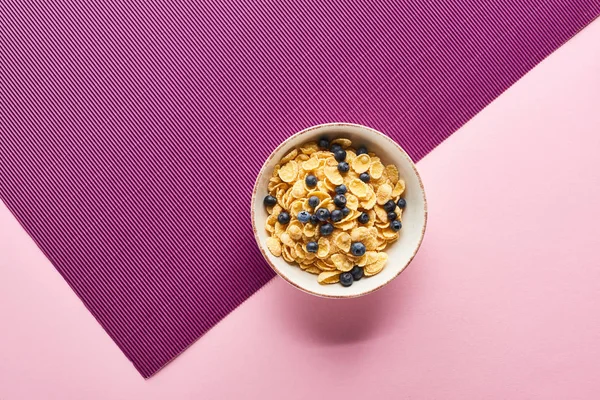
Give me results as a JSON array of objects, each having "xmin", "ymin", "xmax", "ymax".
[{"xmin": 252, "ymin": 123, "xmax": 427, "ymax": 298}]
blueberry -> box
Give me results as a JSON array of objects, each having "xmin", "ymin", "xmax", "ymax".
[
  {"xmin": 387, "ymin": 211, "xmax": 397, "ymax": 221},
  {"xmin": 306, "ymin": 241, "xmax": 319, "ymax": 253},
  {"xmin": 263, "ymin": 195, "xmax": 277, "ymax": 207},
  {"xmin": 320, "ymin": 223, "xmax": 334, "ymax": 236},
  {"xmin": 359, "ymin": 172, "xmax": 370, "ymax": 182},
  {"xmin": 334, "ymin": 149, "xmax": 347, "ymax": 162},
  {"xmin": 305, "ymin": 174, "xmax": 317, "ymax": 188},
  {"xmin": 331, "ymin": 209, "xmax": 343, "ymax": 222},
  {"xmin": 318, "ymin": 137, "xmax": 330, "ymax": 149},
  {"xmin": 278, "ymin": 212, "xmax": 291, "ymax": 224},
  {"xmin": 335, "ymin": 185, "xmax": 347, "ymax": 195},
  {"xmin": 356, "ymin": 146, "xmax": 368, "ymax": 155},
  {"xmin": 330, "ymin": 143, "xmax": 343, "ymax": 153},
  {"xmin": 309, "ymin": 214, "xmax": 319, "ymax": 225},
  {"xmin": 333, "ymin": 194, "xmax": 347, "ymax": 208},
  {"xmin": 350, "ymin": 265, "xmax": 364, "ymax": 281},
  {"xmin": 351, "ymin": 242, "xmax": 366, "ymax": 256},
  {"xmin": 341, "ymin": 207, "xmax": 350, "ymax": 217},
  {"xmin": 308, "ymin": 196, "xmax": 320, "ymax": 208},
  {"xmin": 397, "ymin": 198, "xmax": 407, "ymax": 209},
  {"xmin": 297, "ymin": 211, "xmax": 311, "ymax": 223},
  {"xmin": 340, "ymin": 272, "xmax": 354, "ymax": 287},
  {"xmin": 358, "ymin": 212, "xmax": 370, "ymax": 224},
  {"xmin": 337, "ymin": 161, "xmax": 349, "ymax": 173},
  {"xmin": 383, "ymin": 200, "xmax": 396, "ymax": 213},
  {"xmin": 391, "ymin": 220, "xmax": 402, "ymax": 232},
  {"xmin": 316, "ymin": 208, "xmax": 331, "ymax": 222}
]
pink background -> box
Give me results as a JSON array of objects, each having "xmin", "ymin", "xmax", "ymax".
[{"xmin": 2, "ymin": 18, "xmax": 600, "ymax": 399}]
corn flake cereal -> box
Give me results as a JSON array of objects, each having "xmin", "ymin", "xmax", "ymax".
[
  {"xmin": 318, "ymin": 270, "xmax": 341, "ymax": 284},
  {"xmin": 370, "ymin": 161, "xmax": 384, "ymax": 179},
  {"xmin": 376, "ymin": 183, "xmax": 392, "ymax": 205},
  {"xmin": 262, "ymin": 137, "xmax": 407, "ymax": 287},
  {"xmin": 349, "ymin": 178, "xmax": 368, "ymax": 198}
]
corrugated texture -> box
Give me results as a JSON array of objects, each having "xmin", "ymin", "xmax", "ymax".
[{"xmin": 1, "ymin": 0, "xmax": 598, "ymax": 378}]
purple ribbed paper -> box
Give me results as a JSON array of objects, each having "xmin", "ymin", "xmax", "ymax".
[{"xmin": 1, "ymin": 0, "xmax": 598, "ymax": 377}]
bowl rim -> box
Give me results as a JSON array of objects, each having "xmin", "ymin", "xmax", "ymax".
[{"xmin": 251, "ymin": 122, "xmax": 428, "ymax": 298}]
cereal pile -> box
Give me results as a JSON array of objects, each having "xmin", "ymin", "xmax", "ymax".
[{"xmin": 263, "ymin": 137, "xmax": 406, "ymax": 287}]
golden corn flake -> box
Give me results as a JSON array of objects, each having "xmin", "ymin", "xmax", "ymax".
[
  {"xmin": 365, "ymin": 252, "xmax": 388, "ymax": 276},
  {"xmin": 316, "ymin": 260, "xmax": 336, "ymax": 271},
  {"xmin": 288, "ymin": 245, "xmax": 297, "ymax": 259},
  {"xmin": 352, "ymin": 154, "xmax": 371, "ymax": 173},
  {"xmin": 274, "ymin": 221, "xmax": 286, "ymax": 237},
  {"xmin": 303, "ymin": 223, "xmax": 317, "ymax": 238},
  {"xmin": 375, "ymin": 221, "xmax": 390, "ymax": 229},
  {"xmin": 325, "ymin": 157, "xmax": 338, "ymax": 166},
  {"xmin": 335, "ymin": 219, "xmax": 357, "ymax": 231},
  {"xmin": 263, "ymin": 137, "xmax": 406, "ymax": 286},
  {"xmin": 280, "ymin": 149, "xmax": 298, "ymax": 164},
  {"xmin": 373, "ymin": 204, "xmax": 388, "ymax": 222},
  {"xmin": 370, "ymin": 161, "xmax": 384, "ymax": 179},
  {"xmin": 331, "ymin": 253, "xmax": 354, "ymax": 272},
  {"xmin": 280, "ymin": 232, "xmax": 295, "ymax": 247},
  {"xmin": 364, "ymin": 251, "xmax": 378, "ymax": 265},
  {"xmin": 350, "ymin": 226, "xmax": 370, "ymax": 242},
  {"xmin": 324, "ymin": 166, "xmax": 344, "ymax": 185},
  {"xmin": 343, "ymin": 210, "xmax": 360, "ymax": 222},
  {"xmin": 295, "ymin": 242, "xmax": 306, "ymax": 255},
  {"xmin": 318, "ymin": 270, "xmax": 341, "ymax": 284},
  {"xmin": 315, "ymin": 168, "xmax": 326, "ymax": 182},
  {"xmin": 271, "ymin": 183, "xmax": 288, "ymax": 196},
  {"xmin": 290, "ymin": 200, "xmax": 304, "ymax": 216},
  {"xmin": 331, "ymin": 138, "xmax": 352, "ymax": 148},
  {"xmin": 299, "ymin": 142, "xmax": 318, "ymax": 155},
  {"xmin": 360, "ymin": 188, "xmax": 377, "ymax": 209},
  {"xmin": 311, "ymin": 191, "xmax": 330, "ymax": 202},
  {"xmin": 385, "ymin": 164, "xmax": 399, "ymax": 184},
  {"xmin": 328, "ymin": 230, "xmax": 342, "ymax": 247},
  {"xmin": 287, "ymin": 223, "xmax": 303, "ymax": 241},
  {"xmin": 382, "ymin": 228, "xmax": 398, "ymax": 240},
  {"xmin": 363, "ymin": 237, "xmax": 377, "ymax": 251},
  {"xmin": 322, "ymin": 179, "xmax": 337, "ymax": 192},
  {"xmin": 392, "ymin": 179, "xmax": 405, "ymax": 197},
  {"xmin": 334, "ymin": 232, "xmax": 352, "ymax": 253},
  {"xmin": 281, "ymin": 245, "xmax": 293, "ymax": 262},
  {"xmin": 266, "ymin": 237, "xmax": 282, "ymax": 257},
  {"xmin": 345, "ymin": 150, "xmax": 357, "ymax": 164},
  {"xmin": 317, "ymin": 237, "xmax": 331, "ymax": 258},
  {"xmin": 268, "ymin": 179, "xmax": 281, "ymax": 192},
  {"xmin": 349, "ymin": 178, "xmax": 368, "ymax": 198},
  {"xmin": 366, "ymin": 210, "xmax": 376, "ymax": 226},
  {"xmin": 266, "ymin": 213, "xmax": 278, "ymax": 227},
  {"xmin": 302, "ymin": 156, "xmax": 319, "ymax": 171},
  {"xmin": 356, "ymin": 254, "xmax": 368, "ymax": 267},
  {"xmin": 280, "ymin": 191, "xmax": 291, "ymax": 209},
  {"xmin": 278, "ymin": 160, "xmax": 298, "ymax": 182},
  {"xmin": 291, "ymin": 180, "xmax": 306, "ymax": 198},
  {"xmin": 376, "ymin": 183, "xmax": 392, "ymax": 205},
  {"xmin": 305, "ymin": 266, "xmax": 321, "ymax": 275},
  {"xmin": 345, "ymin": 193, "xmax": 359, "ymax": 210}
]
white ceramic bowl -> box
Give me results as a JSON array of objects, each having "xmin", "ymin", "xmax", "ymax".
[{"xmin": 251, "ymin": 123, "xmax": 427, "ymax": 298}]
